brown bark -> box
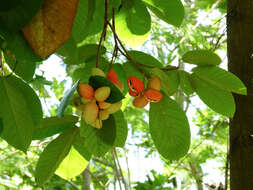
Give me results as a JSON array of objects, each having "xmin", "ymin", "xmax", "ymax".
[{"xmin": 227, "ymin": 0, "xmax": 253, "ymax": 189}]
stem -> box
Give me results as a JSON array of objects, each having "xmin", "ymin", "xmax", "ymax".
[
  {"xmin": 87, "ymin": 170, "xmax": 106, "ymax": 190},
  {"xmin": 112, "ymin": 149, "xmax": 123, "ymax": 190},
  {"xmin": 112, "ymin": 147, "xmax": 128, "ymax": 190},
  {"xmin": 96, "ymin": 0, "xmax": 109, "ymax": 68}
]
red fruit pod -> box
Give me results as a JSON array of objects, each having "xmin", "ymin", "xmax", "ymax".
[
  {"xmin": 78, "ymin": 83, "xmax": 94, "ymax": 99},
  {"xmin": 144, "ymin": 89, "xmax": 163, "ymax": 103},
  {"xmin": 128, "ymin": 89, "xmax": 138, "ymax": 97},
  {"xmin": 127, "ymin": 76, "xmax": 144, "ymax": 95},
  {"xmin": 107, "ymin": 69, "xmax": 119, "ymax": 85}
]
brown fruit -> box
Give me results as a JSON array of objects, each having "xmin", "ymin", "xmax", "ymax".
[
  {"xmin": 106, "ymin": 101, "xmax": 122, "ymax": 114},
  {"xmin": 144, "ymin": 89, "xmax": 163, "ymax": 103},
  {"xmin": 127, "ymin": 76, "xmax": 144, "ymax": 95},
  {"xmin": 94, "ymin": 86, "xmax": 111, "ymax": 102},
  {"xmin": 78, "ymin": 83, "xmax": 94, "ymax": 99},
  {"xmin": 133, "ymin": 95, "xmax": 148, "ymax": 108},
  {"xmin": 99, "ymin": 110, "xmax": 110, "ymax": 120},
  {"xmin": 148, "ymin": 76, "xmax": 161, "ymax": 91},
  {"xmin": 91, "ymin": 68, "xmax": 106, "ymax": 77},
  {"xmin": 83, "ymin": 101, "xmax": 99, "ymax": 124},
  {"xmin": 98, "ymin": 102, "xmax": 111, "ymax": 109}
]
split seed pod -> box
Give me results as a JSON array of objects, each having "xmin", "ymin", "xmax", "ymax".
[
  {"xmin": 83, "ymin": 101, "xmax": 99, "ymax": 124},
  {"xmin": 133, "ymin": 95, "xmax": 148, "ymax": 108},
  {"xmin": 94, "ymin": 86, "xmax": 111, "ymax": 102},
  {"xmin": 78, "ymin": 83, "xmax": 94, "ymax": 99},
  {"xmin": 148, "ymin": 76, "xmax": 161, "ymax": 91},
  {"xmin": 127, "ymin": 76, "xmax": 144, "ymax": 95},
  {"xmin": 128, "ymin": 89, "xmax": 139, "ymax": 97},
  {"xmin": 144, "ymin": 89, "xmax": 163, "ymax": 103}
]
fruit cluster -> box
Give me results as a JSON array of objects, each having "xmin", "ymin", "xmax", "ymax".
[
  {"xmin": 127, "ymin": 76, "xmax": 163, "ymax": 108},
  {"xmin": 76, "ymin": 68, "xmax": 122, "ymax": 129}
]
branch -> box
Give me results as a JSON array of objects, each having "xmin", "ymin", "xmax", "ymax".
[
  {"xmin": 96, "ymin": 0, "xmax": 109, "ymax": 68},
  {"xmin": 112, "ymin": 147, "xmax": 128, "ymax": 190},
  {"xmin": 93, "ymin": 157, "xmax": 114, "ymax": 168},
  {"xmin": 111, "ymin": 149, "xmax": 123, "ymax": 190}
]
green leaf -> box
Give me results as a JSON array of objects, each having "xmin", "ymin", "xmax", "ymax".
[
  {"xmin": 35, "ymin": 127, "xmax": 79, "ymax": 186},
  {"xmin": 0, "ymin": 0, "xmax": 43, "ymax": 31},
  {"xmin": 0, "ymin": 30, "xmax": 42, "ymax": 63},
  {"xmin": 112, "ymin": 0, "xmax": 122, "ymax": 8},
  {"xmin": 149, "ymin": 94, "xmax": 191, "ymax": 160},
  {"xmin": 151, "ymin": 68, "xmax": 179, "ymax": 95},
  {"xmin": 122, "ymin": 62, "xmax": 144, "ymax": 80},
  {"xmin": 73, "ymin": 134, "xmax": 92, "ymax": 161},
  {"xmin": 178, "ymin": 70, "xmax": 194, "ymax": 95},
  {"xmin": 0, "ymin": 118, "xmax": 3, "ymax": 135},
  {"xmin": 55, "ymin": 146, "xmax": 89, "ymax": 180},
  {"xmin": 4, "ymin": 53, "xmax": 36, "ymax": 82},
  {"xmin": 33, "ymin": 115, "xmax": 79, "ymax": 140},
  {"xmin": 0, "ymin": 0, "xmax": 20, "ymax": 11},
  {"xmin": 97, "ymin": 115, "xmax": 117, "ymax": 145},
  {"xmin": 115, "ymin": 0, "xmax": 151, "ymax": 47},
  {"xmin": 80, "ymin": 120, "xmax": 111, "ymax": 157},
  {"xmin": 182, "ymin": 50, "xmax": 221, "ymax": 66},
  {"xmin": 113, "ymin": 111, "xmax": 128, "ymax": 147},
  {"xmin": 129, "ymin": 51, "xmax": 163, "ymax": 68},
  {"xmin": 89, "ymin": 76, "xmax": 125, "ymax": 104},
  {"xmin": 192, "ymin": 74, "xmax": 235, "ymax": 117},
  {"xmin": 57, "ymin": 81, "xmax": 79, "ymax": 117},
  {"xmin": 78, "ymin": 44, "xmax": 106, "ymax": 63},
  {"xmin": 0, "ymin": 76, "xmax": 42, "ymax": 152},
  {"xmin": 71, "ymin": 0, "xmax": 91, "ymax": 42},
  {"xmin": 193, "ymin": 66, "xmax": 247, "ymax": 95},
  {"xmin": 142, "ymin": 0, "xmax": 184, "ymax": 27}
]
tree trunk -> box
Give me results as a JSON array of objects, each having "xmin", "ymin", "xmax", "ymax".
[
  {"xmin": 227, "ymin": 0, "xmax": 253, "ymax": 189},
  {"xmin": 189, "ymin": 162, "xmax": 203, "ymax": 190},
  {"xmin": 82, "ymin": 164, "xmax": 91, "ymax": 190}
]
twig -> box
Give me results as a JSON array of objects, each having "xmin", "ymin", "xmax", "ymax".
[
  {"xmin": 124, "ymin": 149, "xmax": 132, "ymax": 190},
  {"xmin": 93, "ymin": 157, "xmax": 114, "ymax": 168},
  {"xmin": 66, "ymin": 180, "xmax": 80, "ymax": 190},
  {"xmin": 96, "ymin": 0, "xmax": 109, "ymax": 68},
  {"xmin": 111, "ymin": 149, "xmax": 123, "ymax": 190},
  {"xmin": 112, "ymin": 147, "xmax": 128, "ymax": 190},
  {"xmin": 87, "ymin": 170, "xmax": 106, "ymax": 190},
  {"xmin": 110, "ymin": 8, "xmax": 119, "ymax": 66}
]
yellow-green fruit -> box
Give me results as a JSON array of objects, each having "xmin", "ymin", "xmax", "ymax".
[
  {"xmin": 94, "ymin": 86, "xmax": 111, "ymax": 102},
  {"xmin": 133, "ymin": 95, "xmax": 148, "ymax": 108},
  {"xmin": 81, "ymin": 97, "xmax": 92, "ymax": 104},
  {"xmin": 91, "ymin": 119, "xmax": 102, "ymax": 129},
  {"xmin": 91, "ymin": 68, "xmax": 106, "ymax": 77},
  {"xmin": 147, "ymin": 76, "xmax": 161, "ymax": 91},
  {"xmin": 99, "ymin": 110, "xmax": 110, "ymax": 120},
  {"xmin": 83, "ymin": 102, "xmax": 99, "ymax": 124},
  {"xmin": 106, "ymin": 101, "xmax": 122, "ymax": 114},
  {"xmin": 98, "ymin": 101, "xmax": 111, "ymax": 109}
]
